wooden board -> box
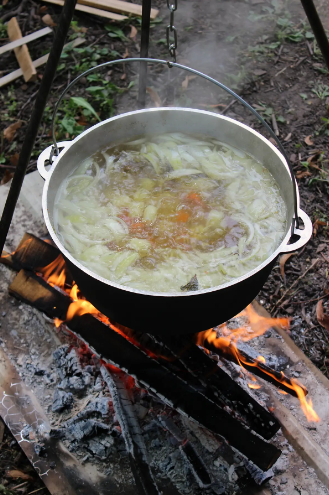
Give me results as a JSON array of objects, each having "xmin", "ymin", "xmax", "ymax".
[
  {"xmin": 7, "ymin": 17, "xmax": 37, "ymax": 82},
  {"xmin": 0, "ymin": 27, "xmax": 52, "ymax": 56},
  {"xmin": 42, "ymin": 0, "xmax": 128, "ymax": 20},
  {"xmin": 0, "ymin": 37, "xmax": 85, "ymax": 88},
  {"xmin": 76, "ymin": 0, "xmax": 159, "ymax": 19}
]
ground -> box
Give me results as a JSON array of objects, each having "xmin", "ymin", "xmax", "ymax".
[{"xmin": 0, "ymin": 0, "xmax": 329, "ymax": 492}]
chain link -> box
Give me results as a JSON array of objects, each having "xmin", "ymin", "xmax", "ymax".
[{"xmin": 166, "ymin": 0, "xmax": 178, "ymax": 62}]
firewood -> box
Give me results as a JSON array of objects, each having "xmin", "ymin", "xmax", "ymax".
[
  {"xmin": 101, "ymin": 366, "xmax": 160, "ymax": 495},
  {"xmin": 151, "ymin": 334, "xmax": 281, "ymax": 440},
  {"xmin": 7, "ymin": 18, "xmax": 37, "ymax": 82},
  {"xmin": 41, "ymin": 0, "xmax": 128, "ymax": 21},
  {"xmin": 9, "ymin": 269, "xmax": 71, "ymax": 321},
  {"xmin": 70, "ymin": 314, "xmax": 281, "ymax": 471},
  {"xmin": 76, "ymin": 0, "xmax": 159, "ymax": 19}
]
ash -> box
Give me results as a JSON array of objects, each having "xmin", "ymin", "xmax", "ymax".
[{"xmin": 47, "ymin": 343, "xmax": 245, "ymax": 494}]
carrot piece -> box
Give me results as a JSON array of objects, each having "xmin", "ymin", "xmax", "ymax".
[
  {"xmin": 186, "ymin": 192, "xmax": 206, "ymax": 207},
  {"xmin": 176, "ymin": 211, "xmax": 190, "ymax": 222}
]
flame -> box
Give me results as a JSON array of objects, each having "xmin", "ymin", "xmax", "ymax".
[
  {"xmin": 196, "ymin": 305, "xmax": 320, "ymax": 423},
  {"xmin": 37, "ymin": 251, "xmax": 320, "ymax": 423}
]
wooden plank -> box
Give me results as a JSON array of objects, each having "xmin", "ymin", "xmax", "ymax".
[
  {"xmin": 42, "ymin": 0, "xmax": 127, "ymax": 20},
  {"xmin": 0, "ymin": 37, "xmax": 85, "ymax": 88},
  {"xmin": 7, "ymin": 17, "xmax": 37, "ymax": 83},
  {"xmin": 76, "ymin": 0, "xmax": 159, "ymax": 19},
  {"xmin": 0, "ymin": 27, "xmax": 52, "ymax": 56}
]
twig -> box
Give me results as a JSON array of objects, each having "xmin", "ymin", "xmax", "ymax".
[
  {"xmin": 220, "ymin": 99, "xmax": 236, "ymax": 115},
  {"xmin": 274, "ymin": 44, "xmax": 283, "ymax": 64},
  {"xmin": 289, "ymin": 293, "xmax": 329, "ymax": 306},
  {"xmin": 321, "ymin": 252, "xmax": 329, "ymax": 263},
  {"xmin": 274, "ymin": 66, "xmax": 287, "ymax": 78},
  {"xmin": 17, "ymin": 90, "xmax": 39, "ymax": 118},
  {"xmin": 294, "ymin": 56, "xmax": 307, "ymax": 68},
  {"xmin": 26, "ymin": 489, "xmax": 45, "ymax": 495},
  {"xmin": 271, "ymin": 113, "xmax": 279, "ymax": 136},
  {"xmin": 306, "ymin": 40, "xmax": 313, "ymax": 56},
  {"xmin": 1, "ymin": 0, "xmax": 28, "ymax": 21},
  {"xmin": 12, "ymin": 482, "xmax": 28, "ymax": 490},
  {"xmin": 273, "ymin": 258, "xmax": 320, "ymax": 311}
]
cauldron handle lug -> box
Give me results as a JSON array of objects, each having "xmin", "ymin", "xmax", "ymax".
[
  {"xmin": 281, "ymin": 208, "xmax": 312, "ymax": 253},
  {"xmin": 37, "ymin": 141, "xmax": 71, "ymax": 180}
]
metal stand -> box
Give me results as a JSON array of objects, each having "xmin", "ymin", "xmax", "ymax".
[
  {"xmin": 137, "ymin": 0, "xmax": 152, "ymax": 108},
  {"xmin": 0, "ymin": 0, "xmax": 77, "ymax": 254},
  {"xmin": 300, "ymin": 0, "xmax": 329, "ymax": 71}
]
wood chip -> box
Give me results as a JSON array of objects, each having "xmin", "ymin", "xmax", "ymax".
[
  {"xmin": 5, "ymin": 470, "xmax": 34, "ymax": 481},
  {"xmin": 1, "ymin": 170, "xmax": 14, "ymax": 185},
  {"xmin": 316, "ymin": 300, "xmax": 329, "ymax": 331},
  {"xmin": 41, "ymin": 14, "xmax": 56, "ymax": 26},
  {"xmin": 305, "ymin": 135, "xmax": 314, "ymax": 146},
  {"xmin": 129, "ymin": 25, "xmax": 137, "ymax": 40}
]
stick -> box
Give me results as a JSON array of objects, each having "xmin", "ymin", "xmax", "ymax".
[
  {"xmin": 76, "ymin": 0, "xmax": 159, "ymax": 19},
  {"xmin": 0, "ymin": 36, "xmax": 85, "ymax": 89},
  {"xmin": 273, "ymin": 258, "xmax": 320, "ymax": 310},
  {"xmin": 41, "ymin": 0, "xmax": 127, "ymax": 20},
  {"xmin": 7, "ymin": 18, "xmax": 37, "ymax": 82},
  {"xmin": 271, "ymin": 113, "xmax": 279, "ymax": 136},
  {"xmin": 220, "ymin": 99, "xmax": 236, "ymax": 115},
  {"xmin": 0, "ymin": 27, "xmax": 52, "ymax": 56}
]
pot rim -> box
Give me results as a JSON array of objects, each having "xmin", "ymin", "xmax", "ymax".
[{"xmin": 42, "ymin": 107, "xmax": 301, "ymax": 298}]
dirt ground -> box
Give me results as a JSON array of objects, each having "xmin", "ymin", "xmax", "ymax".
[{"xmin": 0, "ymin": 0, "xmax": 329, "ymax": 492}]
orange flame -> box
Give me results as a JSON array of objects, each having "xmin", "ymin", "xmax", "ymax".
[
  {"xmin": 36, "ymin": 251, "xmax": 320, "ymax": 423},
  {"xmin": 196, "ymin": 305, "xmax": 320, "ymax": 423}
]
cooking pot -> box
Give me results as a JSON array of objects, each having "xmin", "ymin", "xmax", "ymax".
[
  {"xmin": 38, "ymin": 107, "xmax": 312, "ymax": 335},
  {"xmin": 37, "ymin": 59, "xmax": 312, "ymax": 335}
]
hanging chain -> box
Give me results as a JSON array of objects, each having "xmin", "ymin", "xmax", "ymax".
[{"xmin": 166, "ymin": 0, "xmax": 178, "ymax": 62}]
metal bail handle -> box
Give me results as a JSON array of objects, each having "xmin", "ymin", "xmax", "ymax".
[{"xmin": 50, "ymin": 57, "xmax": 300, "ymax": 232}]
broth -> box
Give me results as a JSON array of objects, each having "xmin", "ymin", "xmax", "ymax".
[{"xmin": 54, "ymin": 133, "xmax": 287, "ymax": 293}]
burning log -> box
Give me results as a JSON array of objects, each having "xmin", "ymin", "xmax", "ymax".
[
  {"xmin": 150, "ymin": 333, "xmax": 281, "ymax": 440},
  {"xmin": 100, "ymin": 366, "xmax": 160, "ymax": 495},
  {"xmin": 69, "ymin": 314, "xmax": 281, "ymax": 471},
  {"xmin": 201, "ymin": 339, "xmax": 307, "ymax": 398},
  {"xmin": 157, "ymin": 415, "xmax": 212, "ymax": 488}
]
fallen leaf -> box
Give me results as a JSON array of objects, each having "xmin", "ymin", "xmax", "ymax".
[
  {"xmin": 269, "ymin": 137, "xmax": 278, "ymax": 147},
  {"xmin": 280, "ymin": 252, "xmax": 297, "ymax": 279},
  {"xmin": 129, "ymin": 25, "xmax": 137, "ymax": 40},
  {"xmin": 120, "ymin": 73, "xmax": 126, "ymax": 81},
  {"xmin": 6, "ymin": 470, "xmax": 33, "ymax": 481},
  {"xmin": 146, "ymin": 87, "xmax": 162, "ymax": 107},
  {"xmin": 42, "ymin": 14, "xmax": 56, "ymax": 27},
  {"xmin": 296, "ymin": 170, "xmax": 312, "ymax": 179},
  {"xmin": 1, "ymin": 170, "xmax": 14, "ymax": 185},
  {"xmin": 76, "ymin": 114, "xmax": 88, "ymax": 126},
  {"xmin": 38, "ymin": 5, "xmax": 48, "ymax": 13},
  {"xmin": 316, "ymin": 300, "xmax": 329, "ymax": 331},
  {"xmin": 10, "ymin": 152, "xmax": 19, "ymax": 167},
  {"xmin": 4, "ymin": 121, "xmax": 22, "ymax": 142},
  {"xmin": 123, "ymin": 47, "xmax": 129, "ymax": 59},
  {"xmin": 181, "ymin": 75, "xmax": 197, "ymax": 90},
  {"xmin": 307, "ymin": 151, "xmax": 322, "ymax": 163},
  {"xmin": 253, "ymin": 69, "xmax": 267, "ymax": 76},
  {"xmin": 304, "ymin": 135, "xmax": 314, "ymax": 146},
  {"xmin": 316, "ymin": 243, "xmax": 327, "ymax": 253}
]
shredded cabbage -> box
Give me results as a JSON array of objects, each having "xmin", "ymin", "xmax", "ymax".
[{"xmin": 54, "ymin": 132, "xmax": 287, "ymax": 293}]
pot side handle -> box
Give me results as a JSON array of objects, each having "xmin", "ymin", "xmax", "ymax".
[
  {"xmin": 281, "ymin": 209, "xmax": 312, "ymax": 253},
  {"xmin": 37, "ymin": 141, "xmax": 71, "ymax": 180}
]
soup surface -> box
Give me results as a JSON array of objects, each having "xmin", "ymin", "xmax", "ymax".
[{"xmin": 54, "ymin": 133, "xmax": 287, "ymax": 293}]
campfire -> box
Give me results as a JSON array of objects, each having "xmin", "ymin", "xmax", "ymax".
[{"xmin": 1, "ymin": 232, "xmax": 321, "ymax": 494}]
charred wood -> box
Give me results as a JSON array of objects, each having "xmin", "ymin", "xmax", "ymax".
[
  {"xmin": 7, "ymin": 257, "xmax": 282, "ymax": 470},
  {"xmin": 158, "ymin": 415, "xmax": 212, "ymax": 488},
  {"xmin": 9, "ymin": 269, "xmax": 71, "ymax": 320},
  {"xmin": 70, "ymin": 314, "xmax": 281, "ymax": 471},
  {"xmin": 152, "ymin": 334, "xmax": 280, "ymax": 440},
  {"xmin": 202, "ymin": 340, "xmax": 307, "ymax": 398},
  {"xmin": 101, "ymin": 366, "xmax": 160, "ymax": 495}
]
